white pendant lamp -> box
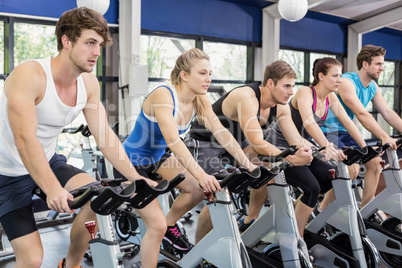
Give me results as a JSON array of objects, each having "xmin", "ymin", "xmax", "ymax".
[
  {"xmin": 278, "ymin": 0, "xmax": 308, "ymax": 22},
  {"xmin": 76, "ymin": 0, "xmax": 110, "ymax": 15}
]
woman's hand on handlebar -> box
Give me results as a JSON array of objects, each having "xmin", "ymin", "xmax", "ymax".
[
  {"xmin": 382, "ymin": 136, "xmax": 399, "ymax": 150},
  {"xmin": 46, "ymin": 186, "xmax": 75, "ymax": 214},
  {"xmin": 322, "ymin": 143, "xmax": 341, "ymax": 162},
  {"xmin": 286, "ymin": 147, "xmax": 313, "ymax": 166},
  {"xmin": 199, "ymin": 173, "xmax": 222, "ymax": 193}
]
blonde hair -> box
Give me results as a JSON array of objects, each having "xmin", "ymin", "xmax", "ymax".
[{"xmin": 170, "ymin": 48, "xmax": 210, "ymax": 126}]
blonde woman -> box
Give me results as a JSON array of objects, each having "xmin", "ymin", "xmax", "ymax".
[{"xmin": 118, "ymin": 48, "xmax": 256, "ymax": 265}]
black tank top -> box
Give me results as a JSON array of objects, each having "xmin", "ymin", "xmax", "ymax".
[
  {"xmin": 267, "ymin": 87, "xmax": 329, "ymax": 147},
  {"xmin": 189, "ymin": 83, "xmax": 263, "ymax": 143}
]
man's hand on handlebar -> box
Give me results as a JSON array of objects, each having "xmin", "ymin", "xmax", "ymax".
[
  {"xmin": 286, "ymin": 147, "xmax": 313, "ymax": 166},
  {"xmin": 46, "ymin": 186, "xmax": 75, "ymax": 214}
]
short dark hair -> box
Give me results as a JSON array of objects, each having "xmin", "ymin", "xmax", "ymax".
[
  {"xmin": 55, "ymin": 7, "xmax": 112, "ymax": 52},
  {"xmin": 262, "ymin": 60, "xmax": 296, "ymax": 86},
  {"xmin": 356, "ymin": 45, "xmax": 386, "ymax": 70}
]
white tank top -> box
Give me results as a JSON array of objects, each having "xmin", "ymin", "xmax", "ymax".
[{"xmin": 0, "ymin": 56, "xmax": 87, "ymax": 176}]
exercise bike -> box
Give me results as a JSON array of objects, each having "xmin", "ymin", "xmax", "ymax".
[
  {"xmin": 304, "ymin": 146, "xmax": 379, "ymax": 268},
  {"xmin": 359, "ymin": 137, "xmax": 402, "ymax": 267},
  {"xmin": 34, "ymin": 173, "xmax": 185, "ymax": 268},
  {"xmin": 0, "ymin": 125, "xmax": 89, "ymax": 263},
  {"xmin": 241, "ymin": 146, "xmax": 313, "ymax": 268},
  {"xmin": 157, "ymin": 163, "xmax": 280, "ymax": 268},
  {"xmin": 112, "ymin": 171, "xmax": 192, "ymax": 260}
]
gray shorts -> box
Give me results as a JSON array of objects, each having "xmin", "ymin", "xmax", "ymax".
[{"xmin": 185, "ymin": 135, "xmax": 248, "ymax": 175}]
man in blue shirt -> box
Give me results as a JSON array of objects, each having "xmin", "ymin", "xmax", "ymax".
[{"xmin": 322, "ymin": 44, "xmax": 402, "ymax": 208}]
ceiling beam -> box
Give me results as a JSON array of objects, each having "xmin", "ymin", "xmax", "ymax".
[
  {"xmin": 308, "ymin": 0, "xmax": 338, "ymax": 9},
  {"xmin": 350, "ymin": 6, "xmax": 402, "ymax": 34}
]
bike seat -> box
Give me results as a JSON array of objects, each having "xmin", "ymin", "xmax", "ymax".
[{"xmin": 90, "ymin": 181, "xmax": 136, "ymax": 215}]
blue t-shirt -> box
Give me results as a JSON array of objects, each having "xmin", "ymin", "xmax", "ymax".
[
  {"xmin": 321, "ymin": 72, "xmax": 377, "ymax": 133},
  {"xmin": 123, "ymin": 85, "xmax": 195, "ymax": 166}
]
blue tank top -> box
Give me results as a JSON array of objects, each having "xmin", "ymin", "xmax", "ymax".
[
  {"xmin": 321, "ymin": 72, "xmax": 377, "ymax": 133},
  {"xmin": 123, "ymin": 85, "xmax": 196, "ymax": 166}
]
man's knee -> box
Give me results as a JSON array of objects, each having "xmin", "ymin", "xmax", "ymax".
[
  {"xmin": 365, "ymin": 156, "xmax": 382, "ymax": 174},
  {"xmin": 17, "ymin": 257, "xmax": 43, "ymax": 268}
]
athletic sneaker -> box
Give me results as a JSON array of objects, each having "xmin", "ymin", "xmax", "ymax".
[
  {"xmin": 58, "ymin": 258, "xmax": 83, "ymax": 268},
  {"xmin": 239, "ymin": 218, "xmax": 255, "ymax": 232},
  {"xmin": 163, "ymin": 224, "xmax": 192, "ymax": 251}
]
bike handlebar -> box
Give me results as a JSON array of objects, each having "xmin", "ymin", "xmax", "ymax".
[
  {"xmin": 67, "ymin": 186, "xmax": 99, "ymax": 209},
  {"xmin": 341, "ymin": 146, "xmax": 368, "ymax": 166},
  {"xmin": 61, "ymin": 124, "xmax": 85, "ymax": 134},
  {"xmin": 34, "ymin": 174, "xmax": 184, "ymax": 214},
  {"xmin": 257, "ymin": 145, "xmax": 296, "ymax": 163},
  {"xmin": 360, "ymin": 143, "xmax": 390, "ymax": 164}
]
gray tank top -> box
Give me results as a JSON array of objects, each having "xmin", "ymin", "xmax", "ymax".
[{"xmin": 266, "ymin": 87, "xmax": 329, "ymax": 147}]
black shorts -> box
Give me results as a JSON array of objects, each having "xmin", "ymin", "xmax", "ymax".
[
  {"xmin": 114, "ymin": 152, "xmax": 171, "ymax": 181},
  {"xmin": 0, "ymin": 153, "xmax": 85, "ymax": 241}
]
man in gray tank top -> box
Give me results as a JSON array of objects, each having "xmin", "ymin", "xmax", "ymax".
[{"xmin": 191, "ymin": 61, "xmax": 313, "ymax": 243}]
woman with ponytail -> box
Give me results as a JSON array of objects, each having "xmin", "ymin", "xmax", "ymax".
[
  {"xmin": 120, "ymin": 48, "xmax": 256, "ymax": 256},
  {"xmin": 265, "ymin": 57, "xmax": 367, "ymax": 237}
]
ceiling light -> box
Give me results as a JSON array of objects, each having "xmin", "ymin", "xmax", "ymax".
[
  {"xmin": 278, "ymin": 0, "xmax": 308, "ymax": 22},
  {"xmin": 76, "ymin": 0, "xmax": 110, "ymax": 15}
]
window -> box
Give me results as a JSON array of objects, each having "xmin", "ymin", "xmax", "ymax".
[
  {"xmin": 14, "ymin": 23, "xmax": 57, "ymax": 66},
  {"xmin": 376, "ymin": 61, "xmax": 396, "ymax": 136},
  {"xmin": 140, "ymin": 35, "xmax": 195, "ymax": 92},
  {"xmin": 203, "ymin": 42, "xmax": 247, "ymax": 81},
  {"xmin": 279, "ymin": 49, "xmax": 304, "ymax": 84},
  {"xmin": 0, "ymin": 22, "xmax": 4, "ymax": 75}
]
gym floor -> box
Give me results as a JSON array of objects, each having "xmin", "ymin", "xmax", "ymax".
[
  {"xmin": 0, "ymin": 205, "xmax": 200, "ymax": 268},
  {"xmin": 0, "ymin": 202, "xmax": 390, "ymax": 268}
]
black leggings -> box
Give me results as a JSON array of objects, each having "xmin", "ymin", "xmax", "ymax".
[{"xmin": 284, "ymin": 158, "xmax": 334, "ymax": 208}]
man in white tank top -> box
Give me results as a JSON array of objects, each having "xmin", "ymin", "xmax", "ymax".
[{"xmin": 0, "ymin": 7, "xmax": 163, "ymax": 268}]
